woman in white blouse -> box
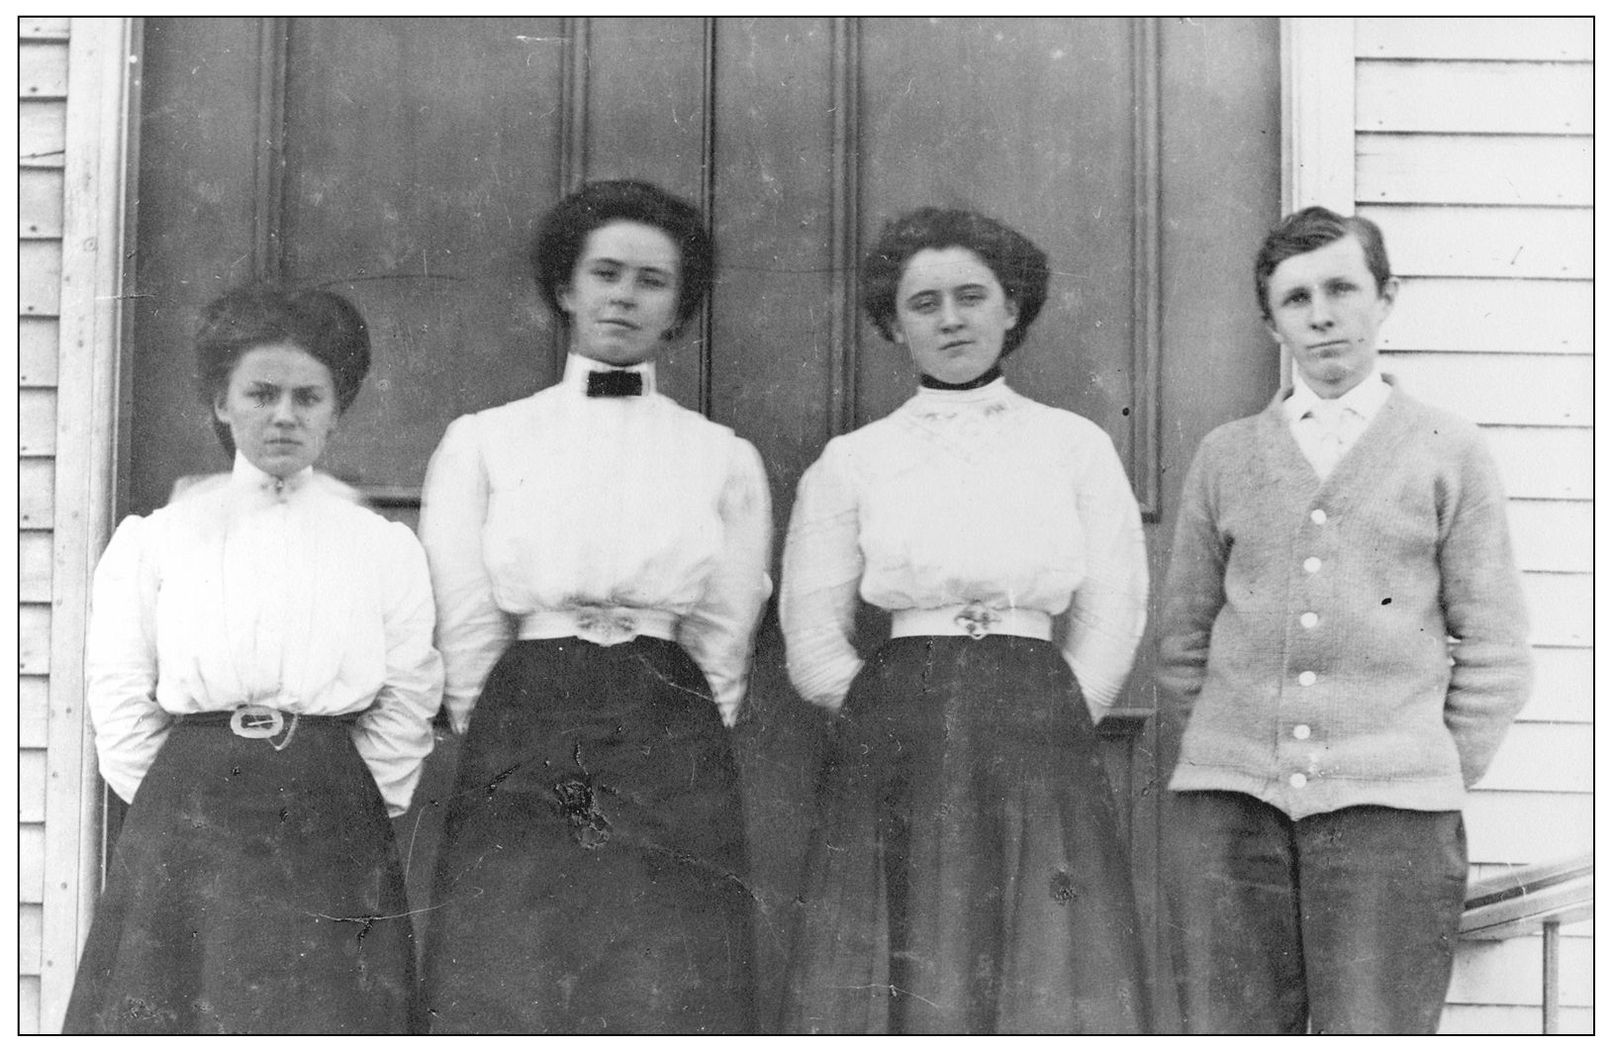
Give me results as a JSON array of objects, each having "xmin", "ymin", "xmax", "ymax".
[
  {"xmin": 418, "ymin": 180, "xmax": 771, "ymax": 1034},
  {"xmin": 64, "ymin": 287, "xmax": 444, "ymax": 1033},
  {"xmin": 779, "ymin": 208, "xmax": 1150, "ymax": 1033}
]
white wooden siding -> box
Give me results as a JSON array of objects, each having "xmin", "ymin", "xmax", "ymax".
[
  {"xmin": 18, "ymin": 18, "xmax": 68, "ymax": 1034},
  {"xmin": 17, "ymin": 16, "xmax": 136, "ymax": 1033},
  {"xmin": 1380, "ymin": 278, "xmax": 1590, "ymax": 355},
  {"xmin": 1352, "ymin": 16, "xmax": 1592, "ymax": 1033}
]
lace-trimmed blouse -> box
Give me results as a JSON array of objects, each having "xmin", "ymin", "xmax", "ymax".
[{"xmin": 782, "ymin": 379, "xmax": 1148, "ymax": 720}]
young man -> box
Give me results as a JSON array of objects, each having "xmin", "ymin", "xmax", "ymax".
[{"xmin": 1158, "ymin": 206, "xmax": 1532, "ymax": 1034}]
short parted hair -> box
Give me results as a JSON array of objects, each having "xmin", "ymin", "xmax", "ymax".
[
  {"xmin": 860, "ymin": 207, "xmax": 1050, "ymax": 357},
  {"xmin": 1254, "ymin": 206, "xmax": 1393, "ymax": 322},
  {"xmin": 529, "ymin": 179, "xmax": 714, "ymax": 338},
  {"xmin": 195, "ymin": 284, "xmax": 372, "ymax": 455}
]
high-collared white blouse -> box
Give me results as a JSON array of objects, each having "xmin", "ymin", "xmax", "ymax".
[
  {"xmin": 418, "ymin": 354, "xmax": 773, "ymax": 731},
  {"xmin": 85, "ymin": 453, "xmax": 444, "ymax": 816},
  {"xmin": 781, "ymin": 378, "xmax": 1148, "ymax": 721}
]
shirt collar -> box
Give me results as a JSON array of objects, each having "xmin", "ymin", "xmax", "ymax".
[
  {"xmin": 230, "ymin": 450, "xmax": 314, "ymax": 497},
  {"xmin": 562, "ymin": 352, "xmax": 658, "ymax": 397},
  {"xmin": 1284, "ymin": 368, "xmax": 1390, "ymax": 423},
  {"xmin": 911, "ymin": 374, "xmax": 1011, "ymax": 407}
]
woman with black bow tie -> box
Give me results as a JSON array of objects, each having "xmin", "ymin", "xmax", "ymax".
[{"xmin": 418, "ymin": 180, "xmax": 771, "ymax": 1034}]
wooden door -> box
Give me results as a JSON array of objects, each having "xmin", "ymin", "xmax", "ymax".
[{"xmin": 126, "ymin": 16, "xmax": 1279, "ymax": 1030}]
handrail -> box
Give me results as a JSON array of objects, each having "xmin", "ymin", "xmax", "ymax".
[{"xmin": 1459, "ymin": 853, "xmax": 1591, "ymax": 1035}]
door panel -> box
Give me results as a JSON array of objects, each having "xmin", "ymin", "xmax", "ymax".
[
  {"xmin": 127, "ymin": 17, "xmax": 1280, "ymax": 1031},
  {"xmin": 280, "ymin": 17, "xmax": 566, "ymax": 488}
]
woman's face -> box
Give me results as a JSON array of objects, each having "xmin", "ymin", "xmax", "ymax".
[
  {"xmin": 893, "ymin": 246, "xmax": 1019, "ymax": 385},
  {"xmin": 560, "ymin": 220, "xmax": 682, "ymax": 367},
  {"xmin": 214, "ymin": 342, "xmax": 339, "ymax": 478}
]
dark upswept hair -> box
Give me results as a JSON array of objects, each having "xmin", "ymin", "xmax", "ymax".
[
  {"xmin": 860, "ymin": 207, "xmax": 1050, "ymax": 357},
  {"xmin": 195, "ymin": 284, "xmax": 371, "ymax": 456},
  {"xmin": 1254, "ymin": 205, "xmax": 1393, "ymax": 322},
  {"xmin": 529, "ymin": 179, "xmax": 714, "ymax": 338}
]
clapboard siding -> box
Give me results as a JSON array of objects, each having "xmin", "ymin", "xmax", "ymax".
[
  {"xmin": 1519, "ymin": 574, "xmax": 1590, "ymax": 649},
  {"xmin": 20, "ymin": 240, "xmax": 63, "ymax": 315},
  {"xmin": 1463, "ymin": 791, "xmax": 1590, "ymax": 865},
  {"xmin": 1442, "ymin": 1004, "xmax": 1592, "ymax": 1035},
  {"xmin": 20, "ymin": 388, "xmax": 59, "ymax": 456},
  {"xmin": 20, "ymin": 605, "xmax": 51, "ymax": 675},
  {"xmin": 20, "ymin": 39, "xmax": 69, "ymax": 98},
  {"xmin": 1356, "ymin": 61, "xmax": 1590, "ymax": 134},
  {"xmin": 20, "ymin": 16, "xmax": 70, "ymax": 40},
  {"xmin": 20, "ymin": 459, "xmax": 55, "ymax": 527},
  {"xmin": 1357, "ymin": 16, "xmax": 1592, "ymax": 61},
  {"xmin": 1484, "ymin": 428, "xmax": 1590, "ymax": 501},
  {"xmin": 1518, "ymin": 647, "xmax": 1590, "ymax": 723},
  {"xmin": 1352, "ymin": 21, "xmax": 1592, "ymax": 1032},
  {"xmin": 19, "ymin": 100, "xmax": 67, "ymax": 166},
  {"xmin": 20, "ymin": 25, "xmax": 72, "ymax": 1035},
  {"xmin": 1378, "ymin": 352, "xmax": 1588, "ymax": 427},
  {"xmin": 20, "ymin": 824, "xmax": 46, "ymax": 904},
  {"xmin": 20, "ymin": 532, "xmax": 53, "ymax": 602},
  {"xmin": 1505, "ymin": 502, "xmax": 1591, "ymax": 575},
  {"xmin": 1450, "ymin": 929, "xmax": 1593, "ymax": 1004},
  {"xmin": 20, "ymin": 752, "xmax": 48, "ymax": 822},
  {"xmin": 20, "ymin": 318, "xmax": 61, "ymax": 386},
  {"xmin": 1478, "ymin": 723, "xmax": 1591, "ymax": 794},
  {"xmin": 1358, "ymin": 133, "xmax": 1590, "ymax": 207},
  {"xmin": 21, "ymin": 678, "xmax": 50, "ymax": 750},
  {"xmin": 20, "ymin": 168, "xmax": 66, "ymax": 237},
  {"xmin": 1379, "ymin": 278, "xmax": 1589, "ymax": 355},
  {"xmin": 20, "ymin": 905, "xmax": 43, "ymax": 974},
  {"xmin": 1357, "ymin": 205, "xmax": 1589, "ymax": 280},
  {"xmin": 20, "ymin": 976, "xmax": 41, "ymax": 1034}
]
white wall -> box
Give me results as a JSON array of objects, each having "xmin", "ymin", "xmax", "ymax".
[{"xmin": 1351, "ymin": 16, "xmax": 1593, "ymax": 1034}]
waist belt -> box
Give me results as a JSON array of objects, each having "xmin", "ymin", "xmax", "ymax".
[
  {"xmin": 516, "ymin": 607, "xmax": 680, "ymax": 647},
  {"xmin": 180, "ymin": 705, "xmax": 366, "ymax": 749},
  {"xmin": 890, "ymin": 602, "xmax": 1053, "ymax": 642}
]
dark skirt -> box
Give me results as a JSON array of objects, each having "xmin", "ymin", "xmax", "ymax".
[
  {"xmin": 422, "ymin": 637, "xmax": 756, "ymax": 1034},
  {"xmin": 62, "ymin": 715, "xmax": 418, "ymax": 1034},
  {"xmin": 780, "ymin": 635, "xmax": 1147, "ymax": 1034}
]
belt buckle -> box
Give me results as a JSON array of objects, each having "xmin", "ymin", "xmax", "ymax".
[
  {"xmin": 576, "ymin": 607, "xmax": 636, "ymax": 647},
  {"xmin": 229, "ymin": 704, "xmax": 285, "ymax": 739},
  {"xmin": 954, "ymin": 601, "xmax": 1000, "ymax": 641}
]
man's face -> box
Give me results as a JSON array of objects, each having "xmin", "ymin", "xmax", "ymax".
[{"xmin": 1265, "ymin": 234, "xmax": 1397, "ymax": 399}]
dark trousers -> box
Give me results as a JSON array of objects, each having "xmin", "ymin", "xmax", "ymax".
[{"xmin": 1168, "ymin": 791, "xmax": 1467, "ymax": 1034}]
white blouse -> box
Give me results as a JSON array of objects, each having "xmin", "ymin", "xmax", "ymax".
[
  {"xmin": 85, "ymin": 453, "xmax": 444, "ymax": 816},
  {"xmin": 418, "ymin": 354, "xmax": 773, "ymax": 731},
  {"xmin": 781, "ymin": 378, "xmax": 1148, "ymax": 721}
]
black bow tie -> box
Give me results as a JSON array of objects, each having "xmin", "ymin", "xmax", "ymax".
[{"xmin": 586, "ymin": 369, "xmax": 644, "ymax": 398}]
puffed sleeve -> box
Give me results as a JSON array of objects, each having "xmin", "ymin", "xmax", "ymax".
[
  {"xmin": 350, "ymin": 521, "xmax": 445, "ymax": 816},
  {"xmin": 678, "ymin": 438, "xmax": 773, "ymax": 727},
  {"xmin": 419, "ymin": 414, "xmax": 512, "ymax": 734},
  {"xmin": 780, "ymin": 441, "xmax": 866, "ymax": 711},
  {"xmin": 1061, "ymin": 426, "xmax": 1149, "ymax": 721},
  {"xmin": 84, "ymin": 515, "xmax": 172, "ymax": 803}
]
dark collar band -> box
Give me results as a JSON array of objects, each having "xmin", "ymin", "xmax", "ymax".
[{"xmin": 920, "ymin": 364, "xmax": 1002, "ymax": 391}]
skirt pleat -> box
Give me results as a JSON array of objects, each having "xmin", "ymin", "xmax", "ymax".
[
  {"xmin": 62, "ymin": 718, "xmax": 418, "ymax": 1034},
  {"xmin": 422, "ymin": 637, "xmax": 756, "ymax": 1034},
  {"xmin": 781, "ymin": 635, "xmax": 1147, "ymax": 1034}
]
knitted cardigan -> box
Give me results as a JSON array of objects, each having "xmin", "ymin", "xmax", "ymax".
[{"xmin": 1158, "ymin": 379, "xmax": 1532, "ymax": 818}]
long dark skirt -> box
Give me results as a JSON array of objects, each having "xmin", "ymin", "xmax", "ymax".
[
  {"xmin": 63, "ymin": 716, "xmax": 417, "ymax": 1034},
  {"xmin": 780, "ymin": 635, "xmax": 1147, "ymax": 1034},
  {"xmin": 422, "ymin": 637, "xmax": 756, "ymax": 1034}
]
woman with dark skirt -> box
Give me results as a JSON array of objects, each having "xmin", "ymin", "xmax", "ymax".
[
  {"xmin": 779, "ymin": 207, "xmax": 1150, "ymax": 1034},
  {"xmin": 418, "ymin": 179, "xmax": 771, "ymax": 1034},
  {"xmin": 63, "ymin": 286, "xmax": 443, "ymax": 1034}
]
